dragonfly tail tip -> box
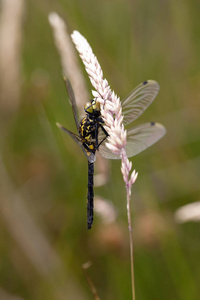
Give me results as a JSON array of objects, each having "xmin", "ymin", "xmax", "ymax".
[{"xmin": 87, "ymin": 223, "xmax": 92, "ymax": 230}]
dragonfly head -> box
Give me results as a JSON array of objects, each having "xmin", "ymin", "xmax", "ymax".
[{"xmin": 84, "ymin": 100, "xmax": 101, "ymax": 116}]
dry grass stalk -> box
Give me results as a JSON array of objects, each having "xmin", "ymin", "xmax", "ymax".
[
  {"xmin": 0, "ymin": 0, "xmax": 25, "ymax": 115},
  {"xmin": 48, "ymin": 13, "xmax": 89, "ymax": 112}
]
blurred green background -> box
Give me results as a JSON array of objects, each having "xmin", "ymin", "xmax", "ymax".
[{"xmin": 0, "ymin": 0, "xmax": 200, "ymax": 299}]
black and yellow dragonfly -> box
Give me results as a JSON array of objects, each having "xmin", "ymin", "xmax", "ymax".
[{"xmin": 57, "ymin": 78, "xmax": 166, "ymax": 229}]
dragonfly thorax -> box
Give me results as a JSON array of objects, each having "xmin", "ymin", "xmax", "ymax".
[
  {"xmin": 79, "ymin": 98, "xmax": 106, "ymax": 155},
  {"xmin": 79, "ymin": 117, "xmax": 97, "ymax": 152}
]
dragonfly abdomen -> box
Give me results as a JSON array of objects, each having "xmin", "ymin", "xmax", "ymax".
[{"xmin": 87, "ymin": 162, "xmax": 94, "ymax": 229}]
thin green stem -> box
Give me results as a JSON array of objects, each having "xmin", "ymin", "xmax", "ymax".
[{"xmin": 127, "ymin": 188, "xmax": 135, "ymax": 300}]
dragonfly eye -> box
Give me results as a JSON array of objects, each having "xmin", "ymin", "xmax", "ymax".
[
  {"xmin": 92, "ymin": 100, "xmax": 100, "ymax": 111},
  {"xmin": 85, "ymin": 102, "xmax": 93, "ymax": 113},
  {"xmin": 85, "ymin": 100, "xmax": 100, "ymax": 113}
]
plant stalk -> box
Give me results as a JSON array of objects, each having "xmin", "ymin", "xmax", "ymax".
[{"xmin": 127, "ymin": 188, "xmax": 135, "ymax": 300}]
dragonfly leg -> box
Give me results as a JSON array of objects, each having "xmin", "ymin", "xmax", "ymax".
[
  {"xmin": 96, "ymin": 124, "xmax": 109, "ymax": 149},
  {"xmin": 94, "ymin": 122, "xmax": 99, "ymax": 148}
]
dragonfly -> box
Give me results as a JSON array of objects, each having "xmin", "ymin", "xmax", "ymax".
[{"xmin": 57, "ymin": 78, "xmax": 166, "ymax": 229}]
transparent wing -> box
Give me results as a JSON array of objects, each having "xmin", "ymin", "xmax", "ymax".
[
  {"xmin": 97, "ymin": 126, "xmax": 119, "ymax": 159},
  {"xmin": 125, "ymin": 122, "xmax": 166, "ymax": 157},
  {"xmin": 98, "ymin": 122, "xmax": 166, "ymax": 160},
  {"xmin": 98, "ymin": 144, "xmax": 120, "ymax": 159},
  {"xmin": 63, "ymin": 77, "xmax": 80, "ymax": 131},
  {"xmin": 122, "ymin": 80, "xmax": 160, "ymax": 126},
  {"xmin": 57, "ymin": 123, "xmax": 96, "ymax": 163}
]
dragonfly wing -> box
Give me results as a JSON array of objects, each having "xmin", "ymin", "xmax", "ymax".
[
  {"xmin": 97, "ymin": 125, "xmax": 120, "ymax": 159},
  {"xmin": 57, "ymin": 123, "xmax": 96, "ymax": 163},
  {"xmin": 63, "ymin": 77, "xmax": 80, "ymax": 131},
  {"xmin": 98, "ymin": 122, "xmax": 166, "ymax": 159},
  {"xmin": 122, "ymin": 80, "xmax": 160, "ymax": 126},
  {"xmin": 98, "ymin": 144, "xmax": 121, "ymax": 159},
  {"xmin": 125, "ymin": 122, "xmax": 166, "ymax": 157}
]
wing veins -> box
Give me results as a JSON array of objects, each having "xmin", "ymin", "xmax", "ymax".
[
  {"xmin": 122, "ymin": 80, "xmax": 160, "ymax": 126},
  {"xmin": 63, "ymin": 77, "xmax": 80, "ymax": 131},
  {"xmin": 56, "ymin": 123, "xmax": 96, "ymax": 163}
]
